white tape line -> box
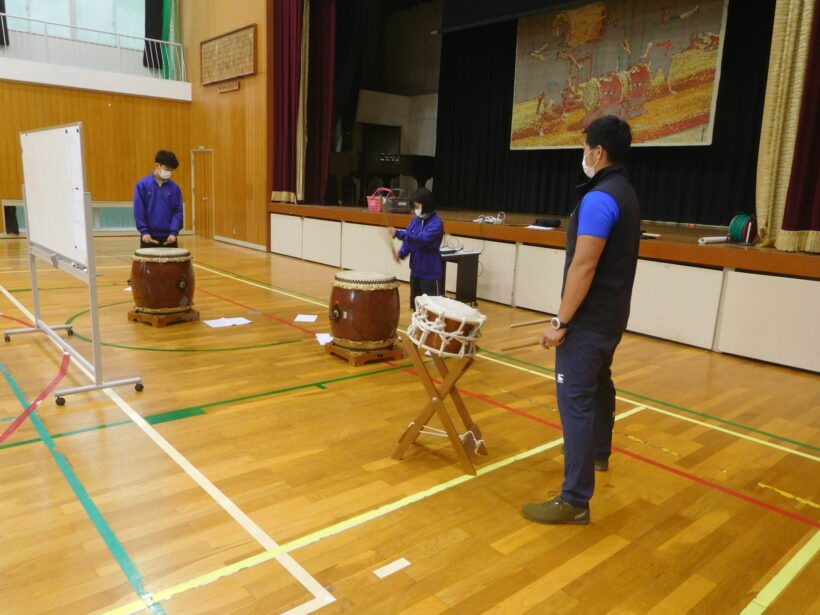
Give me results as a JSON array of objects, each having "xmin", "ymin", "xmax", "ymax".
[
  {"xmin": 373, "ymin": 557, "xmax": 411, "ymax": 579},
  {"xmin": 0, "ymin": 282, "xmax": 334, "ymax": 611},
  {"xmin": 740, "ymin": 531, "xmax": 820, "ymax": 615},
  {"xmin": 477, "ymin": 353, "xmax": 820, "ymax": 463}
]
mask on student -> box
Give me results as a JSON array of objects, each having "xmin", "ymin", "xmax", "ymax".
[
  {"xmin": 581, "ymin": 148, "xmax": 599, "ymax": 179},
  {"xmin": 414, "ymin": 207, "xmax": 423, "ymax": 217},
  {"xmin": 159, "ymin": 169, "xmax": 172, "ymax": 180}
]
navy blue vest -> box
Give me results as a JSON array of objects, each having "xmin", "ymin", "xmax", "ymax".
[{"xmin": 563, "ymin": 165, "xmax": 641, "ymax": 336}]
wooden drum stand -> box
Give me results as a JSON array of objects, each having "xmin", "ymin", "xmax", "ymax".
[{"xmin": 391, "ymin": 336, "xmax": 487, "ymax": 475}]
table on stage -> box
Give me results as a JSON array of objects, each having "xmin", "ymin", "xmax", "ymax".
[{"xmin": 441, "ymin": 249, "xmax": 479, "ymax": 305}]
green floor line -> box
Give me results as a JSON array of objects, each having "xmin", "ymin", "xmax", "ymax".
[
  {"xmin": 0, "ymin": 363, "xmax": 167, "ymax": 614},
  {"xmin": 0, "ymin": 407, "xmax": 206, "ymax": 451},
  {"xmin": 64, "ymin": 302, "xmax": 302, "ymax": 352},
  {"xmin": 185, "ymin": 362, "xmax": 415, "ymax": 413},
  {"xmin": 478, "ymin": 348, "xmax": 820, "ymax": 453},
  {"xmin": 197, "ymin": 259, "xmax": 814, "ymax": 454}
]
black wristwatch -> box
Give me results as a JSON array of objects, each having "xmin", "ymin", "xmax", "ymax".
[{"xmin": 550, "ymin": 316, "xmax": 569, "ymax": 330}]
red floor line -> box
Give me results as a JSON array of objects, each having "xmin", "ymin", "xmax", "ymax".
[
  {"xmin": 0, "ymin": 313, "xmax": 35, "ymax": 328},
  {"xmin": 386, "ymin": 363, "xmax": 820, "ymax": 529},
  {"xmin": 0, "ymin": 353, "xmax": 71, "ymax": 443},
  {"xmin": 94, "ymin": 272, "xmax": 817, "ymax": 529},
  {"xmin": 196, "ymin": 287, "xmax": 318, "ymax": 336}
]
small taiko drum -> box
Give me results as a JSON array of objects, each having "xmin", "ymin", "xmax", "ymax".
[
  {"xmin": 130, "ymin": 247, "xmax": 195, "ymax": 314},
  {"xmin": 329, "ymin": 271, "xmax": 400, "ymax": 353},
  {"xmin": 407, "ymin": 295, "xmax": 486, "ymax": 358}
]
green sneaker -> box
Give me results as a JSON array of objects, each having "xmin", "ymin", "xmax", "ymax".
[
  {"xmin": 560, "ymin": 445, "xmax": 609, "ymax": 472},
  {"xmin": 522, "ymin": 496, "xmax": 590, "ymax": 525}
]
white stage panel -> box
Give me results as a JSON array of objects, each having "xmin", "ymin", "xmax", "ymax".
[
  {"xmin": 302, "ymin": 218, "xmax": 341, "ymax": 267},
  {"xmin": 716, "ymin": 271, "xmax": 820, "ymax": 371},
  {"xmin": 628, "ymin": 260, "xmax": 723, "ymax": 349},
  {"xmin": 449, "ymin": 236, "xmax": 515, "ymax": 304},
  {"xmin": 269, "ymin": 213, "xmax": 302, "ymax": 258},
  {"xmin": 514, "ymin": 244, "xmax": 565, "ymax": 313}
]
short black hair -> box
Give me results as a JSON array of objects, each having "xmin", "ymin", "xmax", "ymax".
[
  {"xmin": 583, "ymin": 116, "xmax": 632, "ymax": 163},
  {"xmin": 155, "ymin": 149, "xmax": 179, "ymax": 169},
  {"xmin": 409, "ymin": 187, "xmax": 435, "ymax": 214}
]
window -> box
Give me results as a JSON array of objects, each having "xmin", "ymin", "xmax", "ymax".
[{"xmin": 5, "ymin": 1, "xmax": 145, "ymax": 49}]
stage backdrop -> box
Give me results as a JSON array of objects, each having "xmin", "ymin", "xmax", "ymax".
[{"xmin": 511, "ymin": 0, "xmax": 729, "ymax": 149}]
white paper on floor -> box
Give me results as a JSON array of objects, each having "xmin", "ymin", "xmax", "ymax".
[
  {"xmin": 315, "ymin": 333, "xmax": 333, "ymax": 345},
  {"xmin": 294, "ymin": 314, "xmax": 319, "ymax": 322},
  {"xmin": 203, "ymin": 317, "xmax": 252, "ymax": 328}
]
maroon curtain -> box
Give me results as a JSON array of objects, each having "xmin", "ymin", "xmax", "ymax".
[
  {"xmin": 782, "ymin": 7, "xmax": 820, "ymax": 239},
  {"xmin": 272, "ymin": 0, "xmax": 304, "ymax": 201},
  {"xmin": 304, "ymin": 0, "xmax": 336, "ymax": 204}
]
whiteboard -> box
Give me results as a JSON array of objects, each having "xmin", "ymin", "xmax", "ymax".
[{"xmin": 20, "ymin": 123, "xmax": 89, "ymax": 268}]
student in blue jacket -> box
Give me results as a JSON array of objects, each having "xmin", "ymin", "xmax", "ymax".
[
  {"xmin": 389, "ymin": 187, "xmax": 444, "ymax": 310},
  {"xmin": 134, "ymin": 150, "xmax": 184, "ymax": 249}
]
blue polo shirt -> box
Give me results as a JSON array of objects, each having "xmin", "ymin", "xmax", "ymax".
[
  {"xmin": 133, "ymin": 174, "xmax": 184, "ymax": 236},
  {"xmin": 577, "ymin": 190, "xmax": 620, "ymax": 238}
]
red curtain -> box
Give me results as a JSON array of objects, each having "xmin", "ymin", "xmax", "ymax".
[
  {"xmin": 272, "ymin": 0, "xmax": 304, "ymax": 202},
  {"xmin": 304, "ymin": 0, "xmax": 336, "ymax": 204},
  {"xmin": 781, "ymin": 7, "xmax": 820, "ymax": 242}
]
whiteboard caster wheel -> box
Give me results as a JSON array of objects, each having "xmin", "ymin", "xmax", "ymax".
[
  {"xmin": 67, "ymin": 328, "xmax": 74, "ymax": 337},
  {"xmin": 56, "ymin": 397, "xmax": 66, "ymax": 406},
  {"xmin": 135, "ymin": 383, "xmax": 144, "ymax": 392},
  {"xmin": 4, "ymin": 335, "xmax": 9, "ymax": 342}
]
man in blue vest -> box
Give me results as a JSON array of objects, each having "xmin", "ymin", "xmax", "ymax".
[
  {"xmin": 134, "ymin": 150, "xmax": 183, "ymax": 248},
  {"xmin": 523, "ymin": 116, "xmax": 641, "ymax": 525}
]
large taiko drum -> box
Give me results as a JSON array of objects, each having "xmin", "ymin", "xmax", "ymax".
[
  {"xmin": 329, "ymin": 271, "xmax": 400, "ymax": 352},
  {"xmin": 407, "ymin": 295, "xmax": 487, "ymax": 358},
  {"xmin": 130, "ymin": 247, "xmax": 195, "ymax": 314}
]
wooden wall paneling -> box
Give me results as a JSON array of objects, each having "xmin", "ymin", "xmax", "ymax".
[
  {"xmin": 182, "ymin": 0, "xmax": 269, "ymax": 247},
  {"xmin": 0, "ymin": 80, "xmax": 192, "ymax": 230}
]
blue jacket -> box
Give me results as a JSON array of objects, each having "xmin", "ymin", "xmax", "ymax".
[
  {"xmin": 396, "ymin": 212, "xmax": 444, "ymax": 279},
  {"xmin": 134, "ymin": 174, "xmax": 184, "ymax": 236}
]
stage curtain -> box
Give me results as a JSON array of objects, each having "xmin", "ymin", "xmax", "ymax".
[
  {"xmin": 304, "ymin": 0, "xmax": 336, "ymax": 204},
  {"xmin": 435, "ymin": 1, "xmax": 775, "ymax": 224},
  {"xmin": 295, "ymin": 1, "xmax": 310, "ymax": 203},
  {"xmin": 778, "ymin": 3, "xmax": 819, "ymax": 253},
  {"xmin": 143, "ymin": 0, "xmax": 163, "ymax": 69},
  {"xmin": 1, "ymin": 0, "xmax": 9, "ymax": 47},
  {"xmin": 756, "ymin": 0, "xmax": 816, "ymax": 249},
  {"xmin": 272, "ymin": 0, "xmax": 305, "ymax": 203}
]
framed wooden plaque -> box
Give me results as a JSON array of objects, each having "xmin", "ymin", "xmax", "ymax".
[{"xmin": 201, "ymin": 24, "xmax": 256, "ymax": 85}]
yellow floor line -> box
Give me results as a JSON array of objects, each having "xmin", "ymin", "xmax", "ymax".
[{"xmin": 103, "ymin": 404, "xmax": 647, "ymax": 615}]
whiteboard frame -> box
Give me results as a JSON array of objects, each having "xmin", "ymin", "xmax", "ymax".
[{"xmin": 3, "ymin": 123, "xmax": 141, "ymax": 403}]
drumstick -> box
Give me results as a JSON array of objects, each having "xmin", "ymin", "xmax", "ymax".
[
  {"xmin": 501, "ymin": 340, "xmax": 541, "ymax": 351},
  {"xmin": 500, "ymin": 340, "xmax": 542, "ymax": 351},
  {"xmin": 509, "ymin": 318, "xmax": 550, "ymax": 328},
  {"xmin": 380, "ymin": 200, "xmax": 403, "ymax": 262}
]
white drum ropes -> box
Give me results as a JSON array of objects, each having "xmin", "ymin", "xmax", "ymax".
[{"xmin": 406, "ymin": 295, "xmax": 487, "ymax": 358}]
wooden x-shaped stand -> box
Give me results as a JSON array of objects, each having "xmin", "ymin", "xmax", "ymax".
[{"xmin": 391, "ymin": 337, "xmax": 487, "ymax": 475}]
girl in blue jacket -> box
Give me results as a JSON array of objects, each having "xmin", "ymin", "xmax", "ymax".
[{"xmin": 389, "ymin": 187, "xmax": 444, "ymax": 310}]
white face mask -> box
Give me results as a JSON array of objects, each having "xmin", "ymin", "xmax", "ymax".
[
  {"xmin": 581, "ymin": 148, "xmax": 599, "ymax": 178},
  {"xmin": 158, "ymin": 168, "xmax": 172, "ymax": 180},
  {"xmin": 414, "ymin": 207, "xmax": 423, "ymax": 217}
]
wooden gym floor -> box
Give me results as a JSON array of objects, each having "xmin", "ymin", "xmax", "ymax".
[{"xmin": 0, "ymin": 236, "xmax": 817, "ymax": 615}]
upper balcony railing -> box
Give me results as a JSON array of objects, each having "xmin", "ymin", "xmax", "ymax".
[{"xmin": 0, "ymin": 12, "xmax": 186, "ymax": 82}]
